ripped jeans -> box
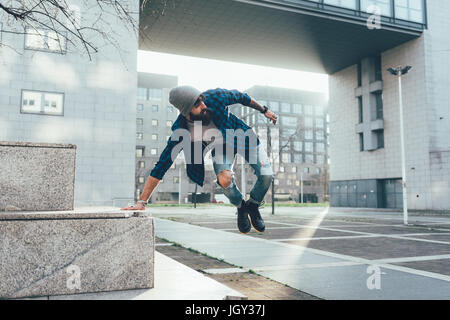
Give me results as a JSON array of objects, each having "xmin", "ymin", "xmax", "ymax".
[{"xmin": 212, "ymin": 143, "xmax": 274, "ymax": 207}]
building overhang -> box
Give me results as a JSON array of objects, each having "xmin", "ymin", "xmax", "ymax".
[{"xmin": 139, "ymin": 0, "xmax": 424, "ymax": 74}]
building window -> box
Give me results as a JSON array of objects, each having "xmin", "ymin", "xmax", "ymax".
[
  {"xmin": 375, "ymin": 92, "xmax": 383, "ymax": 120},
  {"xmin": 151, "ymin": 148, "xmax": 157, "ymax": 155},
  {"xmin": 167, "ymin": 120, "xmax": 173, "ymax": 127},
  {"xmin": 395, "ymin": 0, "xmax": 424, "ymax": 23},
  {"xmin": 305, "ymin": 142, "xmax": 313, "ymax": 153},
  {"xmin": 305, "ymin": 129, "xmax": 314, "ymax": 140},
  {"xmin": 167, "ymin": 105, "xmax": 174, "ymax": 113},
  {"xmin": 136, "ymin": 133, "xmax": 143, "ymax": 140},
  {"xmin": 292, "ymin": 104, "xmax": 302, "ymax": 114},
  {"xmin": 316, "ymin": 130, "xmax": 325, "ymax": 141},
  {"xmin": 293, "ymin": 141, "xmax": 303, "ymax": 152},
  {"xmin": 139, "ymin": 161, "xmax": 145, "ymax": 168},
  {"xmin": 376, "ymin": 130, "xmax": 385, "ymax": 149},
  {"xmin": 152, "ymin": 119, "xmax": 158, "ymax": 126},
  {"xmin": 316, "ymin": 143, "xmax": 325, "ymax": 153},
  {"xmin": 21, "ymin": 90, "xmax": 64, "ymax": 116},
  {"xmin": 294, "ymin": 153, "xmax": 303, "ymax": 163},
  {"xmin": 316, "ymin": 168, "xmax": 321, "ymax": 174},
  {"xmin": 281, "ymin": 116, "xmax": 297, "ymax": 127},
  {"xmin": 137, "ymin": 104, "xmax": 144, "ymax": 112},
  {"xmin": 304, "ymin": 167, "xmax": 310, "ymax": 173},
  {"xmin": 173, "ymin": 177, "xmax": 180, "ymax": 184},
  {"xmin": 361, "ymin": 0, "xmax": 392, "ymax": 17},
  {"xmin": 324, "ymin": 0, "xmax": 357, "ymax": 10},
  {"xmin": 137, "ymin": 118, "xmax": 143, "ymax": 125},
  {"xmin": 138, "ymin": 176, "xmax": 145, "ymax": 184},
  {"xmin": 358, "ymin": 97, "xmax": 363, "ymax": 123},
  {"xmin": 305, "ymin": 154, "xmax": 314, "ymax": 163},
  {"xmin": 304, "ymin": 105, "xmax": 314, "ymax": 115},
  {"xmin": 359, "ymin": 133, "xmax": 364, "ymax": 152},
  {"xmin": 149, "ymin": 88, "xmax": 162, "ymax": 100},
  {"xmin": 316, "ymin": 156, "xmax": 324, "ymax": 165},
  {"xmin": 282, "ymin": 153, "xmax": 290, "ymax": 163},
  {"xmin": 292, "ymin": 166, "xmax": 297, "ymax": 173},
  {"xmin": 281, "ymin": 103, "xmax": 291, "ymax": 113},
  {"xmin": 152, "ymin": 134, "xmax": 158, "ymax": 141},
  {"xmin": 25, "ymin": 28, "xmax": 67, "ymax": 53},
  {"xmin": 305, "ymin": 117, "xmax": 314, "ymax": 128},
  {"xmin": 357, "ymin": 61, "xmax": 362, "ymax": 87},
  {"xmin": 269, "ymin": 101, "xmax": 279, "ymax": 112},
  {"xmin": 274, "ymin": 179, "xmax": 279, "ymax": 186},
  {"xmin": 279, "ymin": 166, "xmax": 285, "ymax": 173},
  {"xmin": 315, "ymin": 118, "xmax": 324, "ymax": 129},
  {"xmin": 375, "ymin": 54, "xmax": 382, "ymax": 81},
  {"xmin": 137, "ymin": 87, "xmax": 147, "ymax": 100},
  {"xmin": 152, "ymin": 105, "xmax": 159, "ymax": 112},
  {"xmin": 136, "ymin": 147, "xmax": 144, "ymax": 158}
]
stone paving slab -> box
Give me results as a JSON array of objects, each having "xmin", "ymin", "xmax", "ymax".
[
  {"xmin": 228, "ymin": 228, "xmax": 360, "ymax": 240},
  {"xmin": 286, "ymin": 237, "xmax": 450, "ymax": 260},
  {"xmin": 393, "ymin": 259, "xmax": 450, "ymax": 277},
  {"xmin": 402, "ymin": 234, "xmax": 450, "ymax": 242},
  {"xmin": 155, "ymin": 219, "xmax": 348, "ymax": 268},
  {"xmin": 330, "ymin": 225, "xmax": 448, "ymax": 235},
  {"xmin": 258, "ymin": 264, "xmax": 450, "ymax": 300}
]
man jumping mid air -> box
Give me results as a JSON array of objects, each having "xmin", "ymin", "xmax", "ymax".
[{"xmin": 121, "ymin": 86, "xmax": 277, "ymax": 234}]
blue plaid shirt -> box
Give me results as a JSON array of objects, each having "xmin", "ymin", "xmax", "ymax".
[{"xmin": 150, "ymin": 88, "xmax": 259, "ymax": 186}]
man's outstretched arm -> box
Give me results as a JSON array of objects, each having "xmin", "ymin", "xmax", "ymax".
[
  {"xmin": 121, "ymin": 176, "xmax": 160, "ymax": 210},
  {"xmin": 248, "ymin": 99, "xmax": 278, "ymax": 125}
]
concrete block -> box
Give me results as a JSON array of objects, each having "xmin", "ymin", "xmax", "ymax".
[
  {"xmin": 0, "ymin": 208, "xmax": 154, "ymax": 299},
  {"xmin": 0, "ymin": 141, "xmax": 76, "ymax": 211}
]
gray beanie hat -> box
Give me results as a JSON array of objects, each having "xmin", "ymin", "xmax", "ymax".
[{"xmin": 169, "ymin": 85, "xmax": 202, "ymax": 117}]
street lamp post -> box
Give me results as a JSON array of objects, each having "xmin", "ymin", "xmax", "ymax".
[
  {"xmin": 300, "ymin": 172, "xmax": 304, "ymax": 204},
  {"xmin": 388, "ymin": 65, "xmax": 412, "ymax": 226}
]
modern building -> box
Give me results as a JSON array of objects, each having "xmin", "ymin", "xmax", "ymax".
[
  {"xmin": 0, "ymin": 1, "xmax": 139, "ymax": 207},
  {"xmin": 140, "ymin": 0, "xmax": 449, "ymax": 211},
  {"xmin": 229, "ymin": 86, "xmax": 329, "ymax": 203},
  {"xmin": 327, "ymin": 1, "xmax": 450, "ymax": 211},
  {"xmin": 135, "ymin": 72, "xmax": 217, "ymax": 203}
]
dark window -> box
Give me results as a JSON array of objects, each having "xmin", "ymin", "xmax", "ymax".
[
  {"xmin": 358, "ymin": 97, "xmax": 363, "ymax": 123},
  {"xmin": 374, "ymin": 54, "xmax": 382, "ymax": 81},
  {"xmin": 357, "ymin": 62, "xmax": 362, "ymax": 87},
  {"xmin": 375, "ymin": 92, "xmax": 383, "ymax": 119},
  {"xmin": 376, "ymin": 130, "xmax": 384, "ymax": 149},
  {"xmin": 359, "ymin": 133, "xmax": 364, "ymax": 152}
]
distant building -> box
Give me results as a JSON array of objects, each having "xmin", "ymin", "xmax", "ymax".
[
  {"xmin": 229, "ymin": 85, "xmax": 329, "ymax": 203},
  {"xmin": 0, "ymin": 2, "xmax": 139, "ymax": 208}
]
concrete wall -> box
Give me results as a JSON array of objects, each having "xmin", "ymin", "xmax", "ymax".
[
  {"xmin": 0, "ymin": 1, "xmax": 139, "ymax": 207},
  {"xmin": 329, "ymin": 1, "xmax": 450, "ymax": 210}
]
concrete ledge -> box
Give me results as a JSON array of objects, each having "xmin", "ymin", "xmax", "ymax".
[
  {"xmin": 21, "ymin": 252, "xmax": 247, "ymax": 300},
  {"xmin": 0, "ymin": 208, "xmax": 154, "ymax": 299},
  {"xmin": 0, "ymin": 141, "xmax": 76, "ymax": 211}
]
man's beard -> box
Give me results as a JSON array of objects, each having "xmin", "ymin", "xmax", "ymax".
[{"xmin": 190, "ymin": 108, "xmax": 212, "ymax": 125}]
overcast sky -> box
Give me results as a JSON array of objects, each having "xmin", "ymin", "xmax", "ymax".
[{"xmin": 138, "ymin": 50, "xmax": 329, "ymax": 98}]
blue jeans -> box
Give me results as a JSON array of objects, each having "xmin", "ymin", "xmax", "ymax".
[{"xmin": 212, "ymin": 144, "xmax": 274, "ymax": 207}]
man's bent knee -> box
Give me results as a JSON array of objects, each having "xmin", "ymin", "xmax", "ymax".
[{"xmin": 217, "ymin": 170, "xmax": 233, "ymax": 189}]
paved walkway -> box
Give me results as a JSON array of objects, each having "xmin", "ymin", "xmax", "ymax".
[{"xmin": 152, "ymin": 206, "xmax": 450, "ymax": 300}]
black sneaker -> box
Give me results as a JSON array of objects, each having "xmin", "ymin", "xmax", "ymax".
[
  {"xmin": 246, "ymin": 200, "xmax": 265, "ymax": 233},
  {"xmin": 237, "ymin": 200, "xmax": 251, "ymax": 234}
]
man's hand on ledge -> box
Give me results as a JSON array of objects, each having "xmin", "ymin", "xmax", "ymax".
[{"xmin": 120, "ymin": 202, "xmax": 146, "ymax": 211}]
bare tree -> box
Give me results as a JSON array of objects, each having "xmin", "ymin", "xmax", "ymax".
[
  {"xmin": 266, "ymin": 122, "xmax": 303, "ymax": 214},
  {"xmin": 0, "ymin": 0, "xmax": 169, "ymax": 60}
]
